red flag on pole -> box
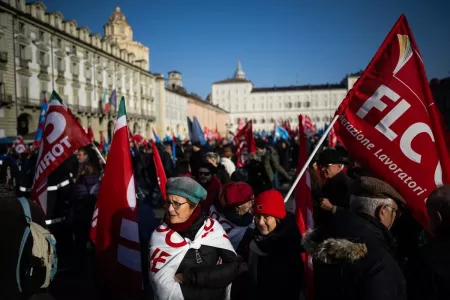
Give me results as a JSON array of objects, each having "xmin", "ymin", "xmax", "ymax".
[
  {"xmin": 334, "ymin": 14, "xmax": 450, "ymax": 229},
  {"xmin": 151, "ymin": 139, "xmax": 167, "ymax": 200},
  {"xmin": 295, "ymin": 114, "xmax": 314, "ymax": 300},
  {"xmin": 233, "ymin": 120, "xmax": 256, "ymax": 167},
  {"xmin": 32, "ymin": 91, "xmax": 91, "ymax": 214},
  {"xmin": 90, "ymin": 96, "xmax": 141, "ymax": 298}
]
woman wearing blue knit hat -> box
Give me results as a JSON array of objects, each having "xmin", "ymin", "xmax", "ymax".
[{"xmin": 149, "ymin": 176, "xmax": 243, "ymax": 300}]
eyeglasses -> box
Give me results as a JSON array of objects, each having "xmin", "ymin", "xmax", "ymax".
[
  {"xmin": 385, "ymin": 205, "xmax": 402, "ymax": 218},
  {"xmin": 164, "ymin": 199, "xmax": 188, "ymax": 210},
  {"xmin": 199, "ymin": 171, "xmax": 211, "ymax": 177}
]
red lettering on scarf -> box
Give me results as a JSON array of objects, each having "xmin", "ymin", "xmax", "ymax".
[
  {"xmin": 150, "ymin": 248, "xmax": 171, "ymax": 273},
  {"xmin": 210, "ymin": 211, "xmax": 235, "ymax": 234},
  {"xmin": 202, "ymin": 228, "xmax": 214, "ymax": 238},
  {"xmin": 223, "ymin": 234, "xmax": 229, "ymax": 239},
  {"xmin": 165, "ymin": 230, "xmax": 188, "ymax": 248}
]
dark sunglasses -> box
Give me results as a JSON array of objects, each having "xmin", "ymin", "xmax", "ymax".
[{"xmin": 199, "ymin": 171, "xmax": 211, "ymax": 176}]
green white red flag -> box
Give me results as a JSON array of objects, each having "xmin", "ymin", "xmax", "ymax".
[
  {"xmin": 334, "ymin": 14, "xmax": 450, "ymax": 229},
  {"xmin": 90, "ymin": 96, "xmax": 142, "ymax": 297}
]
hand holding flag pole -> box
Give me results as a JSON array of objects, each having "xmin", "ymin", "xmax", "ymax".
[{"xmin": 284, "ymin": 115, "xmax": 339, "ymax": 202}]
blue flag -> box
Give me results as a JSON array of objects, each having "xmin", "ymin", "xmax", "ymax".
[
  {"xmin": 110, "ymin": 89, "xmax": 117, "ymax": 110},
  {"xmin": 275, "ymin": 123, "xmax": 289, "ymax": 141},
  {"xmin": 192, "ymin": 117, "xmax": 206, "ymax": 145}
]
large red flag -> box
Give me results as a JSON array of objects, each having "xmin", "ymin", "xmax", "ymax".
[
  {"xmin": 151, "ymin": 139, "xmax": 167, "ymax": 200},
  {"xmin": 295, "ymin": 114, "xmax": 314, "ymax": 300},
  {"xmin": 233, "ymin": 120, "xmax": 256, "ymax": 167},
  {"xmin": 90, "ymin": 96, "xmax": 141, "ymax": 298},
  {"xmin": 334, "ymin": 14, "xmax": 450, "ymax": 229},
  {"xmin": 32, "ymin": 91, "xmax": 90, "ymax": 213}
]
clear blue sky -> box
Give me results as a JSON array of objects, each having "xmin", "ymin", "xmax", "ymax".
[{"xmin": 42, "ymin": 0, "xmax": 450, "ymax": 98}]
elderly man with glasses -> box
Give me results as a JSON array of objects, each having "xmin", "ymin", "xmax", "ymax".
[{"xmin": 304, "ymin": 176, "xmax": 407, "ymax": 300}]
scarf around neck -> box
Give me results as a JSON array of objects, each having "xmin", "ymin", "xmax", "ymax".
[{"xmin": 164, "ymin": 205, "xmax": 201, "ymax": 233}]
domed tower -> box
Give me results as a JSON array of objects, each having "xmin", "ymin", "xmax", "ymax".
[
  {"xmin": 168, "ymin": 71, "xmax": 183, "ymax": 89},
  {"xmin": 104, "ymin": 7, "xmax": 133, "ymax": 43},
  {"xmin": 234, "ymin": 60, "xmax": 246, "ymax": 80},
  {"xmin": 103, "ymin": 6, "xmax": 150, "ymax": 70}
]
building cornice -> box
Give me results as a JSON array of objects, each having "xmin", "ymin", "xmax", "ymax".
[{"xmin": 0, "ymin": 1, "xmax": 153, "ymax": 78}]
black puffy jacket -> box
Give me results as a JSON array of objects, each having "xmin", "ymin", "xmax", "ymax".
[
  {"xmin": 176, "ymin": 213, "xmax": 243, "ymax": 300},
  {"xmin": 305, "ymin": 211, "xmax": 406, "ymax": 300},
  {"xmin": 247, "ymin": 213, "xmax": 304, "ymax": 300}
]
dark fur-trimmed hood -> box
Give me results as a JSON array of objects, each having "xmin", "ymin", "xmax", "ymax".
[{"xmin": 303, "ymin": 231, "xmax": 368, "ymax": 264}]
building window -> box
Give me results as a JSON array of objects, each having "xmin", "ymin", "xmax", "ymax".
[
  {"xmin": 120, "ymin": 26, "xmax": 124, "ymax": 34},
  {"xmin": 57, "ymin": 38, "xmax": 62, "ymax": 48},
  {"xmin": 18, "ymin": 22, "xmax": 25, "ymax": 34},
  {"xmin": 38, "ymin": 51, "xmax": 45, "ymax": 65},
  {"xmin": 84, "ymin": 51, "xmax": 88, "ymax": 60},
  {"xmin": 39, "ymin": 30, "xmax": 44, "ymax": 42},
  {"xmin": 57, "ymin": 57, "xmax": 63, "ymax": 71},
  {"xmin": 97, "ymin": 55, "xmax": 100, "ymax": 64},
  {"xmin": 72, "ymin": 45, "xmax": 76, "ymax": 54},
  {"xmin": 36, "ymin": 7, "xmax": 41, "ymax": 19}
]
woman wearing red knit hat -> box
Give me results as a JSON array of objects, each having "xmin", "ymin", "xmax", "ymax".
[{"xmin": 248, "ymin": 189, "xmax": 304, "ymax": 300}]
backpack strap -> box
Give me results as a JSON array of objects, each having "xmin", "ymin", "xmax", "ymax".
[{"xmin": 16, "ymin": 197, "xmax": 32, "ymax": 292}]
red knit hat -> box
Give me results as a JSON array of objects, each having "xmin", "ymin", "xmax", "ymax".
[
  {"xmin": 219, "ymin": 182, "xmax": 254, "ymax": 207},
  {"xmin": 254, "ymin": 190, "xmax": 286, "ymax": 219}
]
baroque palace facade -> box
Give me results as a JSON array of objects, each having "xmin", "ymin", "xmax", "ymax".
[
  {"xmin": 0, "ymin": 1, "xmax": 169, "ymax": 142},
  {"xmin": 212, "ymin": 61, "xmax": 360, "ymax": 132}
]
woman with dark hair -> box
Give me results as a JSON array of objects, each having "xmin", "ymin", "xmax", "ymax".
[
  {"xmin": 149, "ymin": 177, "xmax": 242, "ymax": 300},
  {"xmin": 196, "ymin": 162, "xmax": 222, "ymax": 213},
  {"xmin": 247, "ymin": 189, "xmax": 304, "ymax": 299}
]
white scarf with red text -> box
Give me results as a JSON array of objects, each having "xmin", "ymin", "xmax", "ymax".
[
  {"xmin": 209, "ymin": 205, "xmax": 254, "ymax": 250},
  {"xmin": 149, "ymin": 218, "xmax": 235, "ymax": 300}
]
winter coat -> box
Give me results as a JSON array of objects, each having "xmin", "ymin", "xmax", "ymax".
[
  {"xmin": 315, "ymin": 171, "xmax": 354, "ymax": 227},
  {"xmin": 220, "ymin": 157, "xmax": 236, "ymax": 177},
  {"xmin": 176, "ymin": 213, "xmax": 243, "ymax": 300},
  {"xmin": 0, "ymin": 194, "xmax": 47, "ymax": 300},
  {"xmin": 247, "ymin": 213, "xmax": 304, "ymax": 300},
  {"xmin": 406, "ymin": 233, "xmax": 450, "ymax": 300},
  {"xmin": 190, "ymin": 148, "xmax": 206, "ymax": 178},
  {"xmin": 215, "ymin": 164, "xmax": 231, "ymax": 184},
  {"xmin": 261, "ymin": 146, "xmax": 291, "ymax": 183},
  {"xmin": 304, "ymin": 211, "xmax": 406, "ymax": 300},
  {"xmin": 247, "ymin": 159, "xmax": 272, "ymax": 197}
]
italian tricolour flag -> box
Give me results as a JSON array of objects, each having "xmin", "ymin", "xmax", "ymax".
[{"xmin": 91, "ymin": 96, "xmax": 142, "ymax": 298}]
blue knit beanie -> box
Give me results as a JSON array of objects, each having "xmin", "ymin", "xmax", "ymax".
[{"xmin": 166, "ymin": 177, "xmax": 207, "ymax": 204}]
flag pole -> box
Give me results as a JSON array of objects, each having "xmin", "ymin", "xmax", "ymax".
[
  {"xmin": 284, "ymin": 114, "xmax": 340, "ymax": 202},
  {"xmin": 91, "ymin": 142, "xmax": 106, "ymax": 165}
]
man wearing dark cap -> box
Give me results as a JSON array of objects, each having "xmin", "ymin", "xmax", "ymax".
[
  {"xmin": 255, "ymin": 139, "xmax": 292, "ymax": 186},
  {"xmin": 304, "ymin": 176, "xmax": 406, "ymax": 300},
  {"xmin": 315, "ymin": 148, "xmax": 353, "ymax": 226}
]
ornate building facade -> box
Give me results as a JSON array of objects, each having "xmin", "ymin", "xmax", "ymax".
[
  {"xmin": 211, "ymin": 61, "xmax": 360, "ymax": 132},
  {"xmin": 0, "ymin": 1, "xmax": 160, "ymax": 142}
]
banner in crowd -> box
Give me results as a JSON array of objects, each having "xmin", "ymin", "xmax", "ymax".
[
  {"xmin": 295, "ymin": 114, "xmax": 314, "ymax": 300},
  {"xmin": 91, "ymin": 96, "xmax": 142, "ymax": 298},
  {"xmin": 334, "ymin": 14, "xmax": 450, "ymax": 228},
  {"xmin": 233, "ymin": 120, "xmax": 255, "ymax": 167},
  {"xmin": 151, "ymin": 139, "xmax": 167, "ymax": 200},
  {"xmin": 32, "ymin": 91, "xmax": 91, "ymax": 213},
  {"xmin": 12, "ymin": 136, "xmax": 28, "ymax": 154}
]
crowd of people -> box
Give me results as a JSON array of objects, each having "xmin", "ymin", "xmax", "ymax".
[{"xmin": 1, "ymin": 133, "xmax": 449, "ymax": 300}]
